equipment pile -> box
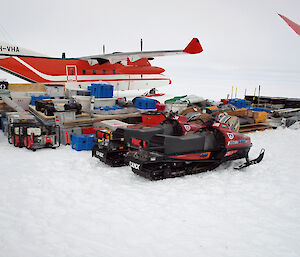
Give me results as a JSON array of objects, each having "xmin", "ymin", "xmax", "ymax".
[{"xmin": 1, "ymin": 82, "xmax": 298, "ymax": 179}]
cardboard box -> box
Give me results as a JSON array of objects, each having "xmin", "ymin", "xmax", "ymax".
[{"xmin": 8, "ymin": 83, "xmax": 46, "ymax": 92}]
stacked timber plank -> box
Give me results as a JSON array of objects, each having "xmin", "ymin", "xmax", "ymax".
[{"xmin": 239, "ymin": 122, "xmax": 273, "ymax": 133}]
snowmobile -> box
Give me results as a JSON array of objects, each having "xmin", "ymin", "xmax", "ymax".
[
  {"xmin": 92, "ymin": 113, "xmax": 264, "ymax": 177},
  {"xmin": 125, "ymin": 118, "xmax": 265, "ymax": 180},
  {"xmin": 92, "ymin": 113, "xmax": 198, "ymax": 166},
  {"xmin": 92, "ymin": 129, "xmax": 127, "ymax": 167}
]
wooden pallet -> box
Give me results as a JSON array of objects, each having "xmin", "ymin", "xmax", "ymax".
[
  {"xmin": 239, "ymin": 122, "xmax": 273, "ymax": 133},
  {"xmin": 64, "ymin": 112, "xmax": 142, "ymax": 126},
  {"xmin": 28, "ymin": 105, "xmax": 90, "ymax": 126}
]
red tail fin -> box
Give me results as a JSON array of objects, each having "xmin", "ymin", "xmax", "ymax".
[
  {"xmin": 183, "ymin": 38, "xmax": 203, "ymax": 54},
  {"xmin": 278, "ymin": 13, "xmax": 300, "ymax": 36}
]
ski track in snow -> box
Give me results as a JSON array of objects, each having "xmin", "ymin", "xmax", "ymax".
[{"xmin": 1, "ymin": 127, "xmax": 300, "ymax": 257}]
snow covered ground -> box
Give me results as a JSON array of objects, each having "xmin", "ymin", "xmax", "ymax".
[
  {"xmin": 1, "ymin": 77, "xmax": 300, "ymax": 257},
  {"xmin": 1, "ymin": 124, "xmax": 300, "ymax": 257}
]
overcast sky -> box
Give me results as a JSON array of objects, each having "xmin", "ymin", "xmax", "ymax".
[{"xmin": 0, "ymin": 0, "xmax": 299, "ymax": 84}]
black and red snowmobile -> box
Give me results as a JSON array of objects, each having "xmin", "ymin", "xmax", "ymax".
[
  {"xmin": 92, "ymin": 113, "xmax": 200, "ymax": 166},
  {"xmin": 92, "ymin": 113, "xmax": 175, "ymax": 166},
  {"xmin": 125, "ymin": 115, "xmax": 265, "ymax": 180},
  {"xmin": 92, "ymin": 113, "xmax": 264, "ymax": 178}
]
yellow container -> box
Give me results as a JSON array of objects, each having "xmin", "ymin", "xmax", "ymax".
[{"xmin": 253, "ymin": 111, "xmax": 267, "ymax": 123}]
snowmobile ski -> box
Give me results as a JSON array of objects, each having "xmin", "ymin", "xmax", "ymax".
[{"xmin": 234, "ymin": 148, "xmax": 265, "ymax": 170}]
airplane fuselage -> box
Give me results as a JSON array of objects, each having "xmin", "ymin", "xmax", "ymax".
[
  {"xmin": 0, "ymin": 38, "xmax": 203, "ymax": 90},
  {"xmin": 0, "ymin": 55, "xmax": 171, "ymax": 90}
]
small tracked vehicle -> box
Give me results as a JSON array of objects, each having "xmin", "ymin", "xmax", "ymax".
[
  {"xmin": 92, "ymin": 113, "xmax": 264, "ymax": 179},
  {"xmin": 126, "ymin": 121, "xmax": 264, "ymax": 180}
]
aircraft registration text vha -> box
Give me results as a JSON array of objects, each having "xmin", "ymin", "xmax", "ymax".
[{"xmin": 0, "ymin": 46, "xmax": 20, "ymax": 53}]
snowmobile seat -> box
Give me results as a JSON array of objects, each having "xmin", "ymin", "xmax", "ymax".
[
  {"xmin": 151, "ymin": 134, "xmax": 206, "ymax": 155},
  {"xmin": 201, "ymin": 131, "xmax": 218, "ymax": 151},
  {"xmin": 123, "ymin": 126, "xmax": 165, "ymax": 143}
]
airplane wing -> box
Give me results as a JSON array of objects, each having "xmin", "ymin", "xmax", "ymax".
[
  {"xmin": 278, "ymin": 13, "xmax": 300, "ymax": 36},
  {"xmin": 80, "ymin": 38, "xmax": 203, "ymax": 64}
]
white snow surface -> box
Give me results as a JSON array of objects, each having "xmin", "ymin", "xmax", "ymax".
[{"xmin": 1, "ymin": 80, "xmax": 300, "ymax": 257}]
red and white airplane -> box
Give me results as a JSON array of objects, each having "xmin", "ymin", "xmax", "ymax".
[
  {"xmin": 0, "ymin": 38, "xmax": 203, "ymax": 90},
  {"xmin": 278, "ymin": 13, "xmax": 300, "ymax": 36}
]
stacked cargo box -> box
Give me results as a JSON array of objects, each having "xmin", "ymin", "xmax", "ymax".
[
  {"xmin": 72, "ymin": 134, "xmax": 96, "ymax": 151},
  {"xmin": 90, "ymin": 84, "xmax": 113, "ymax": 98},
  {"xmin": 135, "ymin": 98, "xmax": 157, "ymax": 110},
  {"xmin": 91, "ymin": 84, "xmax": 118, "ymax": 114}
]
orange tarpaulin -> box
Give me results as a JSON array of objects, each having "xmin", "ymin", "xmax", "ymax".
[{"xmin": 278, "ymin": 13, "xmax": 300, "ymax": 36}]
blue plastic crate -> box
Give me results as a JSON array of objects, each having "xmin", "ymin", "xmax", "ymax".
[
  {"xmin": 246, "ymin": 106, "xmax": 271, "ymax": 113},
  {"xmin": 229, "ymin": 98, "xmax": 247, "ymax": 109},
  {"xmin": 135, "ymin": 98, "xmax": 157, "ymax": 109},
  {"xmin": 71, "ymin": 134, "xmax": 96, "ymax": 151},
  {"xmin": 90, "ymin": 84, "xmax": 113, "ymax": 98},
  {"xmin": 103, "ymin": 106, "xmax": 112, "ymax": 111},
  {"xmin": 1, "ymin": 118, "xmax": 7, "ymax": 131},
  {"xmin": 30, "ymin": 95, "xmax": 51, "ymax": 105}
]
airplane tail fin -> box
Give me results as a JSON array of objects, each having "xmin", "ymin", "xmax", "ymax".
[
  {"xmin": 278, "ymin": 13, "xmax": 300, "ymax": 36},
  {"xmin": 183, "ymin": 38, "xmax": 203, "ymax": 54}
]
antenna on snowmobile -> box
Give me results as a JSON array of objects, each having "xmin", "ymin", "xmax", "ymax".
[{"xmin": 103, "ymin": 44, "xmax": 105, "ymax": 54}]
